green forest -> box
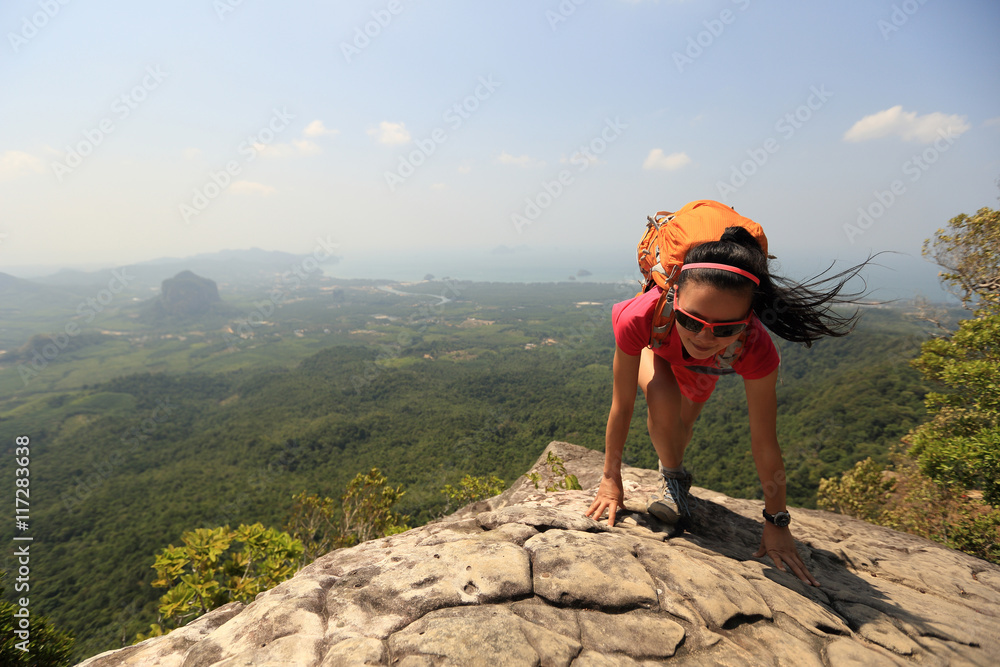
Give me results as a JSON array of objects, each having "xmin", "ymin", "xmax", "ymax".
[{"xmin": 0, "ymin": 268, "xmax": 943, "ymax": 662}]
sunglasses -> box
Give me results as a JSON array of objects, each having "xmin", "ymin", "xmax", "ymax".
[{"xmin": 673, "ymin": 292, "xmax": 752, "ymax": 338}]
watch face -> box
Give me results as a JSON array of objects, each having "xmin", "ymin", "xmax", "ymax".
[{"xmin": 764, "ymin": 509, "xmax": 791, "ymax": 527}]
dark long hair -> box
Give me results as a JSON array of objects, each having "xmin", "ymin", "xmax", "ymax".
[{"xmin": 676, "ymin": 227, "xmax": 872, "ymax": 347}]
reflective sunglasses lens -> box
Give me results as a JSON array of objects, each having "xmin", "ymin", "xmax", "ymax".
[
  {"xmin": 711, "ymin": 323, "xmax": 747, "ymax": 337},
  {"xmin": 674, "ymin": 310, "xmax": 703, "ymax": 333}
]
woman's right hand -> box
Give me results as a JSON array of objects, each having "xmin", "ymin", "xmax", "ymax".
[{"xmin": 584, "ymin": 472, "xmax": 625, "ymax": 527}]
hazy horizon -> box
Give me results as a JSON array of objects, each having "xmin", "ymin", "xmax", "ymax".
[{"xmin": 0, "ymin": 242, "xmax": 953, "ymax": 303}]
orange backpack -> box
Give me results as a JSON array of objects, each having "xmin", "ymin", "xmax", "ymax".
[{"xmin": 636, "ymin": 200, "xmax": 769, "ymax": 370}]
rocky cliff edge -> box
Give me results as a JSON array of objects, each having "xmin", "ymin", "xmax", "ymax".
[{"xmin": 78, "ymin": 441, "xmax": 1000, "ymax": 666}]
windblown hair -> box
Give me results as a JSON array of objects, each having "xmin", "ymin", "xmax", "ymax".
[{"xmin": 676, "ymin": 227, "xmax": 873, "ymax": 347}]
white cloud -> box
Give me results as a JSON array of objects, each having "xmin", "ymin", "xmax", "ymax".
[
  {"xmin": 457, "ymin": 163, "xmax": 472, "ymax": 174},
  {"xmin": 303, "ymin": 120, "xmax": 339, "ymax": 137},
  {"xmin": 497, "ymin": 151, "xmax": 544, "ymax": 168},
  {"xmin": 430, "ymin": 182, "xmax": 447, "ymax": 190},
  {"xmin": 984, "ymin": 117, "xmax": 1000, "ymax": 128},
  {"xmin": 0, "ymin": 150, "xmax": 45, "ymax": 179},
  {"xmin": 230, "ymin": 180, "xmax": 276, "ymax": 195},
  {"xmin": 253, "ymin": 142, "xmax": 294, "ymax": 158},
  {"xmin": 253, "ymin": 139, "xmax": 322, "ymax": 158},
  {"xmin": 642, "ymin": 149, "xmax": 691, "ymax": 171},
  {"xmin": 843, "ymin": 106, "xmax": 970, "ymax": 143},
  {"xmin": 246, "ymin": 123, "xmax": 334, "ymax": 158},
  {"xmin": 561, "ymin": 151, "xmax": 601, "ymax": 168},
  {"xmin": 293, "ymin": 139, "xmax": 321, "ymax": 155},
  {"xmin": 183, "ymin": 147, "xmax": 202, "ymax": 160},
  {"xmin": 369, "ymin": 121, "xmax": 411, "ymax": 145}
]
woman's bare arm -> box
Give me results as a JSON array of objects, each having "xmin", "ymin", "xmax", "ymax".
[
  {"xmin": 585, "ymin": 344, "xmax": 640, "ymax": 527},
  {"xmin": 745, "ymin": 368, "xmax": 820, "ymax": 586}
]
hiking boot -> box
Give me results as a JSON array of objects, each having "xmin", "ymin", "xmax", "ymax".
[{"xmin": 647, "ymin": 464, "xmax": 694, "ymax": 525}]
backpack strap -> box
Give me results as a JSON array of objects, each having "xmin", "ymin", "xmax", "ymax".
[{"xmin": 649, "ymin": 285, "xmax": 675, "ymax": 349}]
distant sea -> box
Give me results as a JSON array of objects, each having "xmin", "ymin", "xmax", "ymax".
[
  {"xmin": 322, "ymin": 247, "xmax": 641, "ymax": 285},
  {"xmin": 321, "ymin": 247, "xmax": 952, "ymax": 304}
]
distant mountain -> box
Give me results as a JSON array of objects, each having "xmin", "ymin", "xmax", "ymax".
[
  {"xmin": 160, "ymin": 271, "xmax": 221, "ymax": 315},
  {"xmin": 29, "ymin": 248, "xmax": 340, "ymax": 292},
  {"xmin": 0, "ymin": 270, "xmax": 93, "ymax": 308},
  {"xmin": 0, "ymin": 271, "xmax": 35, "ymax": 293},
  {"xmin": 142, "ymin": 271, "xmax": 231, "ymax": 321}
]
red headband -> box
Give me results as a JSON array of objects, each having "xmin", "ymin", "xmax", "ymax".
[{"xmin": 680, "ymin": 262, "xmax": 760, "ymax": 286}]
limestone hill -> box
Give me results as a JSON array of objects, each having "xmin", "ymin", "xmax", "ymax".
[
  {"xmin": 78, "ymin": 441, "xmax": 1000, "ymax": 666},
  {"xmin": 148, "ymin": 271, "xmax": 222, "ymax": 319}
]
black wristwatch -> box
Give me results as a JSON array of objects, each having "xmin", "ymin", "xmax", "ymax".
[{"xmin": 762, "ymin": 509, "xmax": 791, "ymax": 527}]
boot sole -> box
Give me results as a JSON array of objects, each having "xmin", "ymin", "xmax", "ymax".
[{"xmin": 647, "ymin": 501, "xmax": 681, "ymax": 525}]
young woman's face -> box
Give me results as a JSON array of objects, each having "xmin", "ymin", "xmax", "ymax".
[{"xmin": 673, "ymin": 281, "xmax": 753, "ymax": 359}]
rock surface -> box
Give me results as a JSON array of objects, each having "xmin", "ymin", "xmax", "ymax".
[{"xmin": 78, "ymin": 441, "xmax": 1000, "ymax": 666}]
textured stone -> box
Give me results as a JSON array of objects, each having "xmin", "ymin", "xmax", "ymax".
[
  {"xmin": 914, "ymin": 635, "xmax": 992, "ymax": 666},
  {"xmin": 208, "ymin": 634, "xmax": 324, "ymax": 666},
  {"xmin": 319, "ymin": 637, "xmax": 386, "ymax": 666},
  {"xmin": 823, "ymin": 637, "xmax": 905, "ymax": 666},
  {"xmin": 180, "ymin": 576, "xmax": 329, "ymax": 666},
  {"xmin": 386, "ymin": 606, "xmax": 581, "ymax": 666},
  {"xmin": 741, "ymin": 560, "xmax": 850, "ymax": 637},
  {"xmin": 825, "ymin": 569, "xmax": 986, "ymax": 649},
  {"xmin": 637, "ymin": 542, "xmax": 771, "ymax": 627},
  {"xmin": 477, "ymin": 521, "xmax": 539, "ymax": 546},
  {"xmin": 729, "ymin": 622, "xmax": 825, "ymax": 667},
  {"xmin": 76, "ymin": 441, "xmax": 1000, "ymax": 667},
  {"xmin": 577, "ymin": 609, "xmax": 685, "ymax": 659},
  {"xmin": 476, "ymin": 504, "xmax": 608, "ymax": 533},
  {"xmin": 76, "ymin": 603, "xmax": 244, "ymax": 667},
  {"xmin": 509, "ymin": 599, "xmax": 581, "ymax": 642},
  {"xmin": 324, "ymin": 538, "xmax": 531, "ymax": 643},
  {"xmin": 570, "ymin": 650, "xmax": 645, "ymax": 666},
  {"xmin": 524, "ymin": 530, "xmax": 658, "ymax": 610},
  {"xmin": 837, "ymin": 602, "xmax": 920, "ymax": 655}
]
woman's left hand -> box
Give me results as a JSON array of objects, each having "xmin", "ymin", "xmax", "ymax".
[{"xmin": 754, "ymin": 522, "xmax": 820, "ymax": 587}]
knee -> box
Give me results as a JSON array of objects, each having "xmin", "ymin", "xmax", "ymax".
[{"xmin": 643, "ymin": 370, "xmax": 678, "ymax": 403}]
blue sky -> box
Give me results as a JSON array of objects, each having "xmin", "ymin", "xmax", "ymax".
[{"xmin": 1, "ymin": 0, "xmax": 998, "ymax": 297}]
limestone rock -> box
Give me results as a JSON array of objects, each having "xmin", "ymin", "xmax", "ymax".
[
  {"xmin": 388, "ymin": 606, "xmax": 580, "ymax": 666},
  {"xmin": 524, "ymin": 530, "xmax": 658, "ymax": 610},
  {"xmin": 77, "ymin": 441, "xmax": 1000, "ymax": 667},
  {"xmin": 152, "ymin": 270, "xmax": 222, "ymax": 318}
]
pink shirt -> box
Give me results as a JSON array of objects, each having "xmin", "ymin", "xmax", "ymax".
[{"xmin": 611, "ymin": 286, "xmax": 780, "ymax": 379}]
